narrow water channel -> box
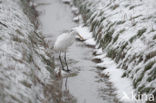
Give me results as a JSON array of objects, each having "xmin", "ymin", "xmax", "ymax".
[{"xmin": 37, "ymin": 0, "xmax": 119, "ymax": 103}]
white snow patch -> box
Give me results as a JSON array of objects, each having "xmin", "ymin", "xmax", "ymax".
[
  {"xmin": 94, "ymin": 48, "xmax": 103, "ymax": 55},
  {"xmin": 71, "ymin": 6, "xmax": 79, "ymax": 15},
  {"xmin": 93, "ymin": 53, "xmax": 106, "ymax": 60},
  {"xmin": 96, "ymin": 53, "xmax": 136, "ymax": 103},
  {"xmin": 84, "ymin": 38, "xmax": 96, "ymax": 46},
  {"xmin": 131, "ymin": 39, "xmax": 147, "ymax": 53},
  {"xmin": 73, "ymin": 16, "xmax": 79, "ymax": 22},
  {"xmin": 73, "ymin": 26, "xmax": 96, "ymax": 46},
  {"xmin": 73, "ymin": 26, "xmax": 92, "ymax": 40}
]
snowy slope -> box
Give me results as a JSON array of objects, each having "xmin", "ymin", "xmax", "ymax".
[
  {"xmin": 72, "ymin": 0, "xmax": 156, "ymax": 102},
  {"xmin": 0, "ymin": 0, "xmax": 54, "ymax": 103}
]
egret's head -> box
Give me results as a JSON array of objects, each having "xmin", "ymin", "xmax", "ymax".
[{"xmin": 70, "ymin": 29, "xmax": 84, "ymax": 40}]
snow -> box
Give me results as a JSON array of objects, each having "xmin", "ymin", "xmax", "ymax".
[
  {"xmin": 73, "ymin": 25, "xmax": 96, "ymax": 46},
  {"xmin": 73, "ymin": 26, "xmax": 92, "ymax": 40},
  {"xmin": 71, "ymin": 6, "xmax": 79, "ymax": 15},
  {"xmin": 131, "ymin": 39, "xmax": 147, "ymax": 53},
  {"xmin": 73, "ymin": 24, "xmax": 136, "ymax": 102},
  {"xmin": 96, "ymin": 54, "xmax": 135, "ymax": 103},
  {"xmin": 84, "ymin": 38, "xmax": 96, "ymax": 46},
  {"xmin": 74, "ymin": 0, "xmax": 156, "ymax": 102},
  {"xmin": 94, "ymin": 48, "xmax": 103, "ymax": 55},
  {"xmin": 94, "ymin": 52, "xmax": 152, "ymax": 103},
  {"xmin": 73, "ymin": 16, "xmax": 79, "ymax": 22},
  {"xmin": 70, "ymin": 2, "xmax": 156, "ymax": 101},
  {"xmin": 0, "ymin": 0, "xmax": 53, "ymax": 102}
]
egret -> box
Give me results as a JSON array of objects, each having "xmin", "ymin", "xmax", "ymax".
[{"xmin": 54, "ymin": 30, "xmax": 84, "ymax": 72}]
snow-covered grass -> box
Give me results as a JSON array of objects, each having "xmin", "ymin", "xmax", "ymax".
[
  {"xmin": 95, "ymin": 54, "xmax": 135, "ymax": 103},
  {"xmin": 74, "ymin": 25, "xmax": 136, "ymax": 103},
  {"xmin": 72, "ymin": 0, "xmax": 156, "ymax": 102},
  {"xmin": 74, "ymin": 26, "xmax": 96, "ymax": 46},
  {"xmin": 0, "ymin": 0, "xmax": 54, "ymax": 103}
]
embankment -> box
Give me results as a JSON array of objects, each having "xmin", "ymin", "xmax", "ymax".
[
  {"xmin": 73, "ymin": 0, "xmax": 156, "ymax": 102},
  {"xmin": 0, "ymin": 0, "xmax": 54, "ymax": 102}
]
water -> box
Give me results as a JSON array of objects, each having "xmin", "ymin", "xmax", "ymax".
[
  {"xmin": 37, "ymin": 0, "xmax": 119, "ymax": 103},
  {"xmin": 37, "ymin": 0, "xmax": 76, "ymax": 42}
]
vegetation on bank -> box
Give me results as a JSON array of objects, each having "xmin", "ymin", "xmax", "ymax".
[
  {"xmin": 0, "ymin": 0, "xmax": 54, "ymax": 102},
  {"xmin": 73, "ymin": 0, "xmax": 156, "ymax": 102}
]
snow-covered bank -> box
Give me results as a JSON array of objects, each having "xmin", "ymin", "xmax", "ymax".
[
  {"xmin": 0, "ymin": 0, "xmax": 54, "ymax": 103},
  {"xmin": 74, "ymin": 25, "xmax": 135, "ymax": 103},
  {"xmin": 71, "ymin": 0, "xmax": 156, "ymax": 102}
]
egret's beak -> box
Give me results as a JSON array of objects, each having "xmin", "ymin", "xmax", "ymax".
[{"xmin": 77, "ymin": 33, "xmax": 85, "ymax": 40}]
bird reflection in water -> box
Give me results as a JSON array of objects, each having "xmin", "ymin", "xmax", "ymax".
[{"xmin": 43, "ymin": 77, "xmax": 77, "ymax": 103}]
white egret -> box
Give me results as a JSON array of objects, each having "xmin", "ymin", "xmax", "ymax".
[{"xmin": 54, "ymin": 30, "xmax": 84, "ymax": 72}]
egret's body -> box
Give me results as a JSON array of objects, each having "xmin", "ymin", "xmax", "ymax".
[
  {"xmin": 54, "ymin": 32, "xmax": 75, "ymax": 52},
  {"xmin": 54, "ymin": 30, "xmax": 83, "ymax": 72}
]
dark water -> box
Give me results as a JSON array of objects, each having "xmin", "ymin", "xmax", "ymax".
[{"xmin": 37, "ymin": 0, "xmax": 118, "ymax": 103}]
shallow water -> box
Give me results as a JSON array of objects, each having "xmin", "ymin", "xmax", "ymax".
[{"xmin": 37, "ymin": 0, "xmax": 118, "ymax": 103}]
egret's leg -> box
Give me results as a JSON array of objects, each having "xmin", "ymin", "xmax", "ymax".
[
  {"xmin": 59, "ymin": 52, "xmax": 64, "ymax": 70},
  {"xmin": 64, "ymin": 51, "xmax": 70, "ymax": 71}
]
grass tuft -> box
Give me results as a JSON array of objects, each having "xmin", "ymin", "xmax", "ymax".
[
  {"xmin": 107, "ymin": 48, "xmax": 117, "ymax": 59},
  {"xmin": 144, "ymin": 61, "xmax": 155, "ymax": 72},
  {"xmin": 134, "ymin": 61, "xmax": 155, "ymax": 89},
  {"xmin": 129, "ymin": 35, "xmax": 137, "ymax": 43},
  {"xmin": 137, "ymin": 28, "xmax": 147, "ymax": 37},
  {"xmin": 116, "ymin": 20, "xmax": 125, "ymax": 25},
  {"xmin": 113, "ymin": 33, "xmax": 119, "ymax": 43},
  {"xmin": 111, "ymin": 4, "xmax": 119, "ymax": 10},
  {"xmin": 153, "ymin": 34, "xmax": 156, "ymax": 40},
  {"xmin": 147, "ymin": 67, "xmax": 156, "ymax": 82}
]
